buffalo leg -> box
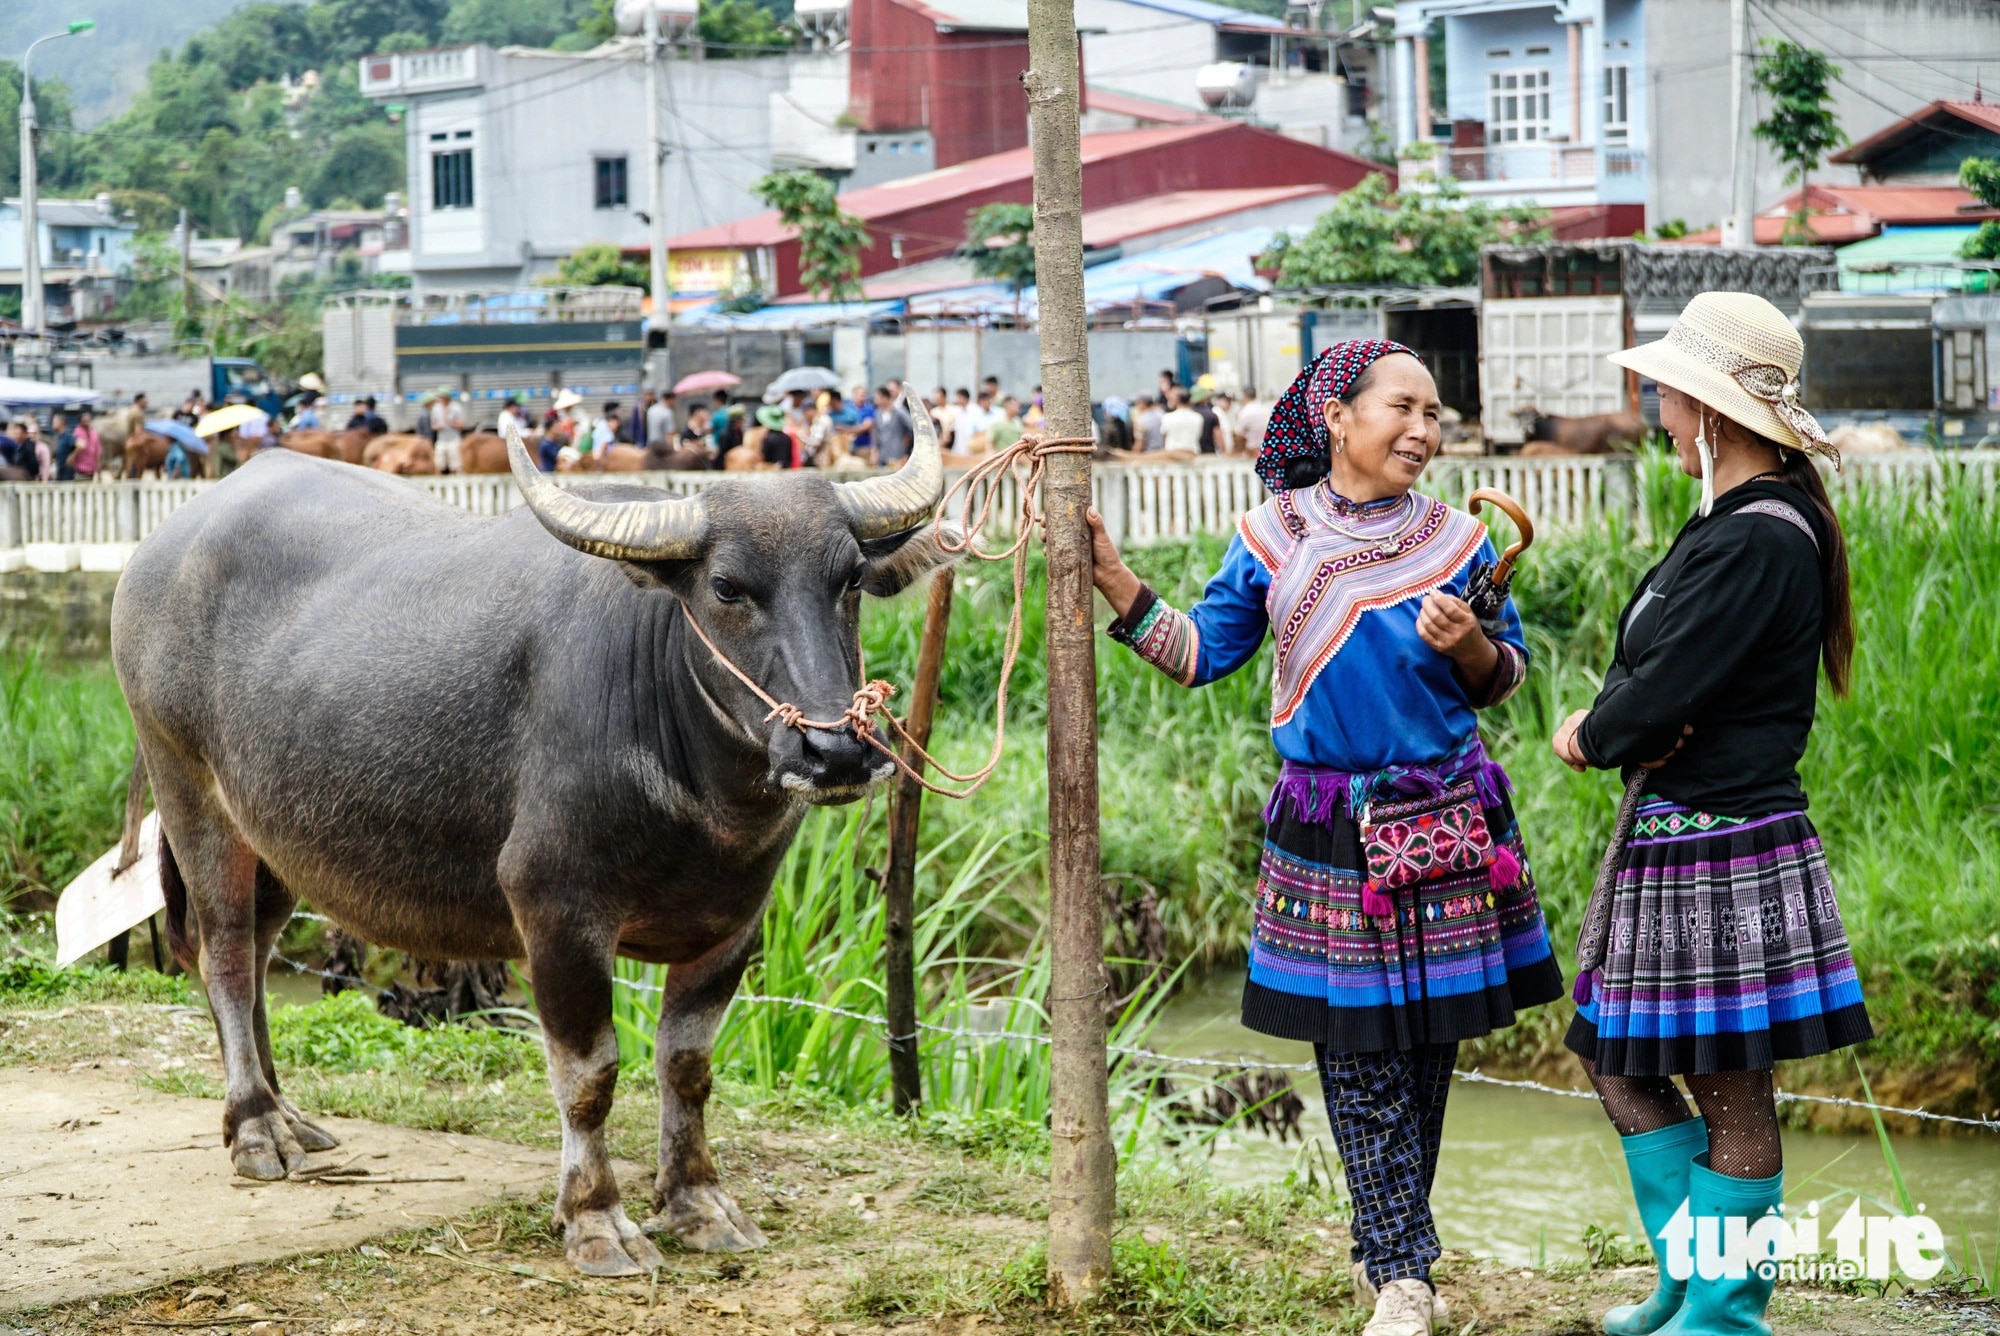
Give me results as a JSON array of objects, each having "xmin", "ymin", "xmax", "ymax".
[
  {"xmin": 247, "ymin": 864, "xmax": 338, "ymax": 1153},
  {"xmin": 643, "ymin": 918, "xmax": 767, "ymax": 1252},
  {"xmin": 525, "ymin": 925, "xmax": 665, "ymax": 1277},
  {"xmin": 156, "ymin": 780, "xmax": 308, "ymax": 1182}
]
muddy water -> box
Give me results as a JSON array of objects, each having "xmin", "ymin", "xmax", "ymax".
[{"xmin": 1150, "ymin": 969, "xmax": 2000, "ymax": 1269}]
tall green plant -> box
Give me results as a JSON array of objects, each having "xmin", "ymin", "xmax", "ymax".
[
  {"xmin": 1752, "ymin": 39, "xmax": 1846, "ymax": 245},
  {"xmin": 1268, "ymin": 173, "xmax": 1549, "ymax": 288},
  {"xmin": 1959, "ymin": 158, "xmax": 2000, "ymax": 261},
  {"xmin": 753, "ymin": 169, "xmax": 870, "ymax": 303},
  {"xmin": 965, "ymin": 203, "xmax": 1036, "ymax": 309}
]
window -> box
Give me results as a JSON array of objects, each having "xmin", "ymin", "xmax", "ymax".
[
  {"xmin": 1524, "ymin": 44, "xmax": 1550, "ymax": 55},
  {"xmin": 432, "ymin": 148, "xmax": 474, "ymax": 210},
  {"xmin": 1488, "ymin": 68, "xmax": 1550, "ymax": 142},
  {"xmin": 1603, "ymin": 64, "xmax": 1630, "ymax": 143},
  {"xmin": 594, "ymin": 155, "xmax": 629, "ymax": 209}
]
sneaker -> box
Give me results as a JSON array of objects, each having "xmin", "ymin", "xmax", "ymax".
[
  {"xmin": 1362, "ymin": 1279, "xmax": 1436, "ymax": 1336},
  {"xmin": 1352, "ymin": 1261, "xmax": 1378, "ymax": 1308}
]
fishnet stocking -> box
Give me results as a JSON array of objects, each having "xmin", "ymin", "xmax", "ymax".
[
  {"xmin": 1687, "ymin": 1069, "xmax": 1782, "ymax": 1179},
  {"xmin": 1580, "ymin": 1057, "xmax": 1694, "ymax": 1136}
]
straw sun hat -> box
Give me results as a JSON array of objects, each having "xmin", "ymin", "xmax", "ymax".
[{"xmin": 1607, "ymin": 291, "xmax": 1836, "ymax": 464}]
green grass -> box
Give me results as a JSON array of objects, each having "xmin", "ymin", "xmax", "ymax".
[{"xmin": 5, "ymin": 455, "xmax": 1999, "ymax": 1099}]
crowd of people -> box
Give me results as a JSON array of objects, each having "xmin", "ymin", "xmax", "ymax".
[{"xmin": 0, "ymin": 366, "xmax": 1278, "ymax": 482}]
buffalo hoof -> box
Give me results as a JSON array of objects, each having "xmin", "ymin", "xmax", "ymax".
[
  {"xmin": 645, "ymin": 1184, "xmax": 768, "ymax": 1252},
  {"xmin": 279, "ymin": 1096, "xmax": 340, "ymax": 1152},
  {"xmin": 564, "ymin": 1207, "xmax": 666, "ymax": 1277},
  {"xmin": 229, "ymin": 1109, "xmax": 307, "ymax": 1181}
]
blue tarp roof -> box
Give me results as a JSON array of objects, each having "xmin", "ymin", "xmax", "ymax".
[
  {"xmin": 908, "ymin": 226, "xmax": 1278, "ymax": 318},
  {"xmin": 677, "ymin": 299, "xmax": 906, "ymax": 330}
]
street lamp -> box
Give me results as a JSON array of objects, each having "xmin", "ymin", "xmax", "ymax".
[{"xmin": 18, "ymin": 19, "xmax": 95, "ymax": 336}]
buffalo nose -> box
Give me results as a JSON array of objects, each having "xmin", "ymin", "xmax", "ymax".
[{"xmin": 794, "ymin": 724, "xmax": 879, "ymax": 787}]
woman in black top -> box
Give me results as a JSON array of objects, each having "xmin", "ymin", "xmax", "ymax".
[{"xmin": 1551, "ymin": 293, "xmax": 1871, "ymax": 1336}]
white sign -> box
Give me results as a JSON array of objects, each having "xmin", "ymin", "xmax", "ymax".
[{"xmin": 55, "ymin": 812, "xmax": 164, "ymax": 966}]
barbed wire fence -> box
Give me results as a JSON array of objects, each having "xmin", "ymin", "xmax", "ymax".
[{"xmin": 270, "ymin": 930, "xmax": 1999, "ymax": 1134}]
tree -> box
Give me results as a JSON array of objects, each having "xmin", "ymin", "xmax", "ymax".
[
  {"xmin": 443, "ymin": 0, "xmax": 591, "ymax": 48},
  {"xmin": 753, "ymin": 169, "xmax": 869, "ymax": 302},
  {"xmin": 1268, "ymin": 173, "xmax": 1548, "ymax": 288},
  {"xmin": 1752, "ymin": 39, "xmax": 1845, "ymax": 246},
  {"xmin": 550, "ymin": 242, "xmax": 650, "ymax": 289},
  {"xmin": 697, "ymin": 0, "xmax": 794, "ymax": 56},
  {"xmin": 1959, "ymin": 158, "xmax": 2000, "ymax": 261},
  {"xmin": 965, "ymin": 202, "xmax": 1035, "ymax": 316}
]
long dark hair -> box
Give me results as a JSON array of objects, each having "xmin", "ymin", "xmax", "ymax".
[{"xmin": 1776, "ymin": 446, "xmax": 1855, "ymax": 696}]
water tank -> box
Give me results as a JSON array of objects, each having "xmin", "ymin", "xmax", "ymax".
[
  {"xmin": 614, "ymin": 0, "xmax": 700, "ymax": 35},
  {"xmin": 1196, "ymin": 62, "xmax": 1259, "ymax": 110}
]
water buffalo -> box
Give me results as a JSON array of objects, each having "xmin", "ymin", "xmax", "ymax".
[
  {"xmin": 363, "ymin": 432, "xmax": 438, "ymax": 475},
  {"xmin": 111, "ymin": 400, "xmax": 951, "ymax": 1276},
  {"xmin": 458, "ymin": 431, "xmax": 511, "ymax": 473},
  {"xmin": 1513, "ymin": 404, "xmax": 1645, "ymax": 455},
  {"xmin": 121, "ymin": 429, "xmax": 208, "ymax": 479}
]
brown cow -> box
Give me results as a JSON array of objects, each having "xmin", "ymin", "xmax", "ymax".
[
  {"xmin": 364, "ymin": 434, "xmax": 438, "ymax": 475},
  {"xmin": 122, "ymin": 430, "xmax": 208, "ymax": 480},
  {"xmin": 458, "ymin": 431, "xmax": 512, "ymax": 474},
  {"xmin": 1514, "ymin": 405, "xmax": 1645, "ymax": 455},
  {"xmin": 281, "ymin": 429, "xmax": 345, "ymax": 462}
]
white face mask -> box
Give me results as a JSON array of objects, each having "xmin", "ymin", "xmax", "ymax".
[{"xmin": 1695, "ymin": 412, "xmax": 1716, "ymax": 518}]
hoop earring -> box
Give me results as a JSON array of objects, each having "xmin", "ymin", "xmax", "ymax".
[
  {"xmin": 1695, "ymin": 412, "xmax": 1716, "ymax": 518},
  {"xmin": 1332, "ymin": 433, "xmax": 1345, "ymax": 455}
]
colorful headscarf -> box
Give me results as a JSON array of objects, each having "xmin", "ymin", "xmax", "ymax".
[{"xmin": 1254, "ymin": 339, "xmax": 1417, "ymax": 493}]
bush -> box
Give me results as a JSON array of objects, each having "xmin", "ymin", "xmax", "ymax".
[{"xmin": 268, "ymin": 991, "xmax": 543, "ymax": 1081}]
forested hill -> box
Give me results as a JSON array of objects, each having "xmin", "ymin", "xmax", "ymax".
[{"xmin": 2, "ymin": 0, "xmax": 247, "ymax": 125}]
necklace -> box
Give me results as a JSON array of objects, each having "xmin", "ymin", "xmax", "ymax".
[
  {"xmin": 1314, "ymin": 487, "xmax": 1417, "ymax": 559},
  {"xmin": 1747, "ymin": 470, "xmax": 1785, "ymax": 484}
]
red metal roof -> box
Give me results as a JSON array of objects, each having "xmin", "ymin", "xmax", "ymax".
[
  {"xmin": 1671, "ymin": 183, "xmax": 1999, "ymax": 245},
  {"xmin": 1081, "ymin": 86, "xmax": 1218, "ymax": 127},
  {"xmin": 1080, "ymin": 185, "xmax": 1335, "ymax": 247},
  {"xmin": 1830, "ymin": 99, "xmax": 2000, "ymax": 166},
  {"xmin": 665, "ymin": 123, "xmax": 1388, "ymax": 295}
]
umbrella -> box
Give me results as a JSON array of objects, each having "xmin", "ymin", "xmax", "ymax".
[
  {"xmin": 0, "ymin": 376, "xmax": 101, "ymax": 409},
  {"xmin": 1463, "ymin": 488, "xmax": 1534, "ymax": 632},
  {"xmin": 674, "ymin": 370, "xmax": 741, "ymax": 395},
  {"xmin": 194, "ymin": 403, "xmax": 265, "ymax": 437},
  {"xmin": 761, "ymin": 366, "xmax": 843, "ymax": 403},
  {"xmin": 145, "ymin": 419, "xmax": 209, "ymax": 455}
]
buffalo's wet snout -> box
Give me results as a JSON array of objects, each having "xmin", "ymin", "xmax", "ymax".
[{"xmin": 770, "ymin": 722, "xmax": 896, "ymax": 803}]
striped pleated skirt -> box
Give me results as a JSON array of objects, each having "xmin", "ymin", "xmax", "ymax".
[{"xmin": 1565, "ymin": 799, "xmax": 1874, "ymax": 1076}]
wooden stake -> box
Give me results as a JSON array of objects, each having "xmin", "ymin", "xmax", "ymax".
[
  {"xmin": 882, "ymin": 568, "xmax": 955, "ymax": 1115},
  {"xmin": 1024, "ymin": 0, "xmax": 1113, "ymax": 1305}
]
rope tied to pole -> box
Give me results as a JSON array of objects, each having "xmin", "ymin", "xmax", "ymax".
[{"xmin": 677, "ymin": 432, "xmax": 1097, "ymax": 800}]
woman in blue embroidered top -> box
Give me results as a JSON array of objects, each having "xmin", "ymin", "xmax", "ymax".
[{"xmin": 1089, "ymin": 341, "xmax": 1563, "ymax": 1336}]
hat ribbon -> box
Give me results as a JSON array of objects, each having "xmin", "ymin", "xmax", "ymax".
[{"xmin": 1665, "ymin": 323, "xmax": 1840, "ymax": 468}]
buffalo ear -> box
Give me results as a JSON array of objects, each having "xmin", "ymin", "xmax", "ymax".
[{"xmin": 858, "ymin": 523, "xmax": 963, "ymax": 598}]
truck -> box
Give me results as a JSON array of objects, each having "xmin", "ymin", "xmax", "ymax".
[
  {"xmin": 36, "ymin": 341, "xmax": 283, "ymax": 417},
  {"xmin": 323, "ymin": 287, "xmax": 646, "ymax": 430}
]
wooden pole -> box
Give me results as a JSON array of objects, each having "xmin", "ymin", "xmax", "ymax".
[
  {"xmin": 882, "ymin": 568, "xmax": 955, "ymax": 1115},
  {"xmin": 1024, "ymin": 0, "xmax": 1112, "ymax": 1307}
]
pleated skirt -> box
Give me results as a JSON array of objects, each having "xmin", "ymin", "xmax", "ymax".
[
  {"xmin": 1241, "ymin": 789, "xmax": 1565, "ymax": 1053},
  {"xmin": 1564, "ymin": 799, "xmax": 1874, "ymax": 1076}
]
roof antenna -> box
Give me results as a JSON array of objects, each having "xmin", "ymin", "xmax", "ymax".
[{"xmin": 1977, "ymin": 73, "xmax": 1985, "ymax": 103}]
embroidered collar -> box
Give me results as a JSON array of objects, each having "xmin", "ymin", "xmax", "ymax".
[
  {"xmin": 1313, "ymin": 487, "xmax": 1408, "ymax": 523},
  {"xmin": 1239, "ymin": 489, "xmax": 1488, "ymax": 726}
]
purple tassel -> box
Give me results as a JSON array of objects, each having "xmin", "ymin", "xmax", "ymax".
[
  {"xmin": 1572, "ymin": 970, "xmax": 1597, "ymax": 1005},
  {"xmin": 1488, "ymin": 844, "xmax": 1521, "ymax": 890},
  {"xmin": 1361, "ymin": 882, "xmax": 1394, "ymax": 917}
]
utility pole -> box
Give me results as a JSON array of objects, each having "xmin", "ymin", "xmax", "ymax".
[
  {"xmin": 177, "ymin": 207, "xmax": 191, "ymax": 324},
  {"xmin": 1024, "ymin": 0, "xmax": 1111, "ymax": 1308},
  {"xmin": 1723, "ymin": 0, "xmax": 1755, "ymax": 246},
  {"xmin": 17, "ymin": 21, "xmax": 93, "ymax": 336},
  {"xmin": 643, "ymin": 3, "xmax": 671, "ymax": 342}
]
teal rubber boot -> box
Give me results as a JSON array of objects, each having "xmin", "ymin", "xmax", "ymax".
[
  {"xmin": 1656, "ymin": 1156, "xmax": 1785, "ymax": 1336},
  {"xmin": 1602, "ymin": 1118, "xmax": 1707, "ymax": 1336}
]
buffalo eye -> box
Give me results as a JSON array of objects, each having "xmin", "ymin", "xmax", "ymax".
[
  {"xmin": 711, "ymin": 574, "xmax": 743, "ymax": 604},
  {"xmin": 846, "ymin": 565, "xmax": 865, "ymax": 591}
]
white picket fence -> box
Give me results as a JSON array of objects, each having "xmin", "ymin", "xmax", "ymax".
[{"xmin": 4, "ymin": 453, "xmax": 1996, "ymax": 572}]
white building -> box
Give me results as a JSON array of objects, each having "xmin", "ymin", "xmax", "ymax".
[{"xmin": 359, "ymin": 42, "xmax": 923, "ymax": 291}]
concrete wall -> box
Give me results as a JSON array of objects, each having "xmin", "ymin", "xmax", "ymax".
[
  {"xmin": 1076, "ymin": 0, "xmax": 1222, "ymax": 112},
  {"xmin": 1645, "ymin": 0, "xmax": 2000, "ymax": 233}
]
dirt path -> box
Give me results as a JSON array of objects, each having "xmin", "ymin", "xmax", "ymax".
[{"xmin": 0, "ymin": 1064, "xmax": 616, "ymax": 1314}]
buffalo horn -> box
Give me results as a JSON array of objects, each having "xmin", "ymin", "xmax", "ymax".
[
  {"xmin": 839, "ymin": 384, "xmax": 945, "ymax": 539},
  {"xmin": 504, "ymin": 417, "xmax": 707, "ymax": 560}
]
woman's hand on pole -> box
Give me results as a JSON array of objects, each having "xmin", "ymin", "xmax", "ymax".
[
  {"xmin": 1417, "ymin": 592, "xmax": 1498, "ymax": 687},
  {"xmin": 1086, "ymin": 509, "xmax": 1143, "ymax": 620},
  {"xmin": 1552, "ymin": 708, "xmax": 1592, "ymax": 772}
]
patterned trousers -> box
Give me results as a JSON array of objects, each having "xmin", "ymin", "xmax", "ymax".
[{"xmin": 1315, "ymin": 1041, "xmax": 1458, "ymax": 1287}]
